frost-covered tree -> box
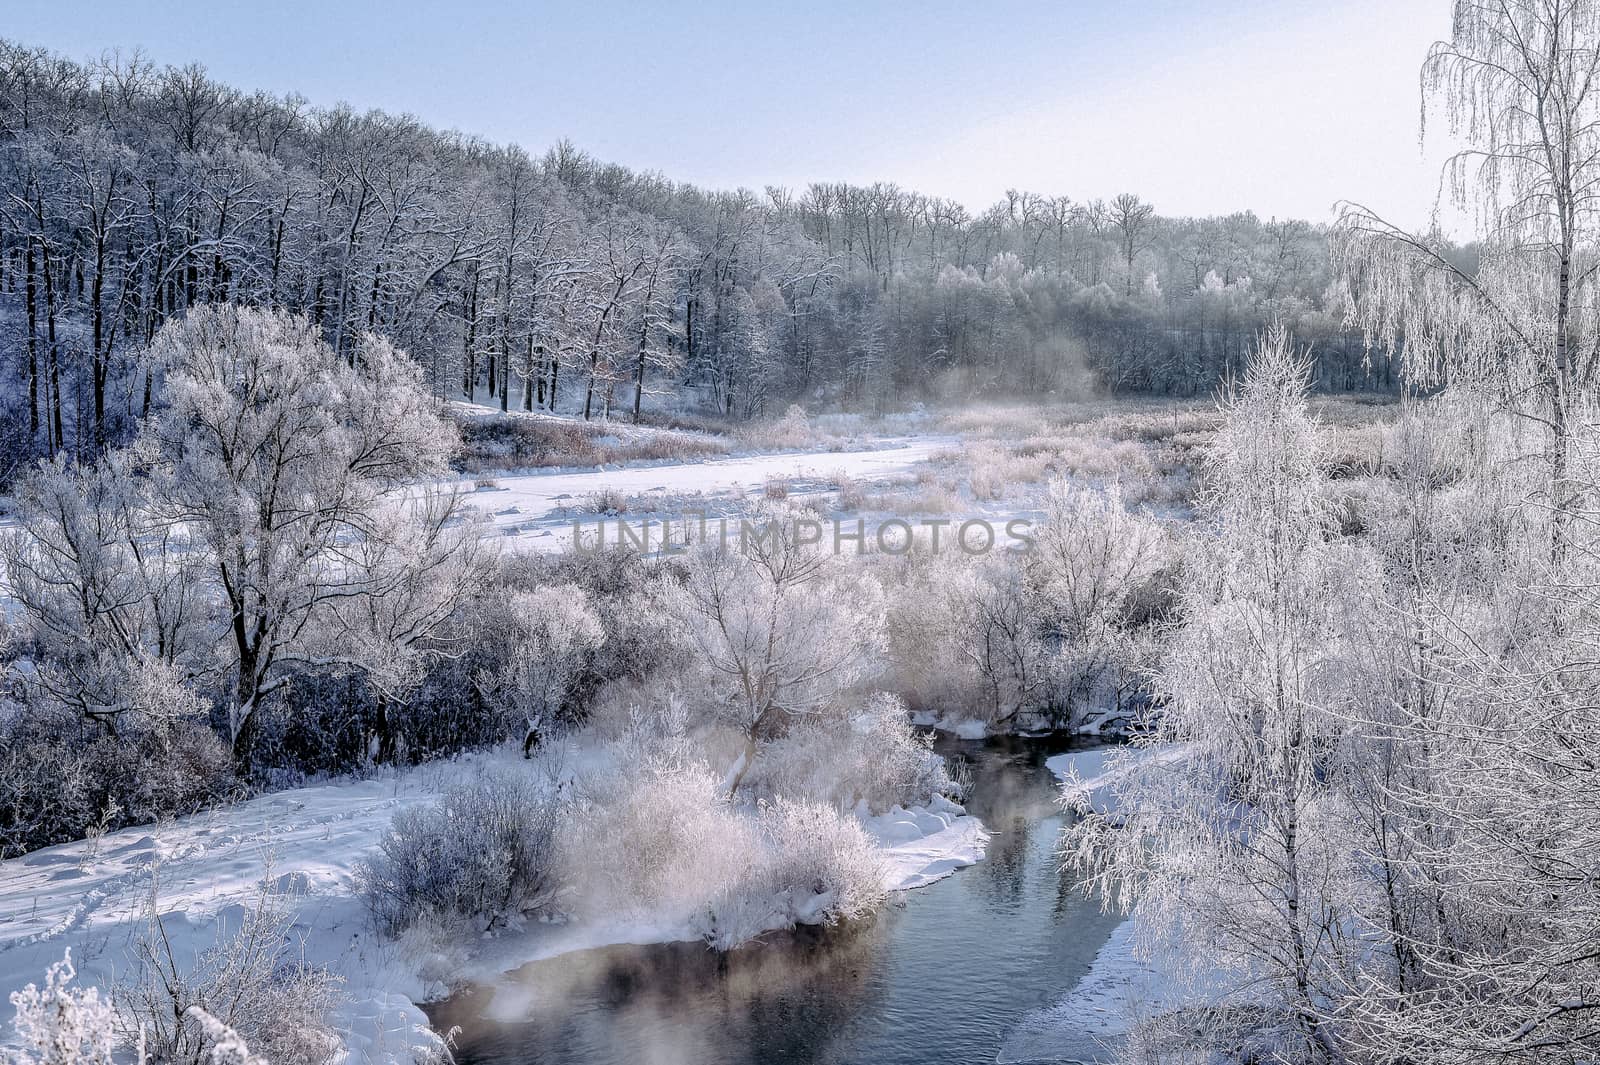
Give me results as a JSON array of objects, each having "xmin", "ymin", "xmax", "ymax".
[
  {"xmin": 2, "ymin": 449, "xmax": 207, "ymax": 733},
  {"xmin": 476, "ymin": 583, "xmax": 606, "ymax": 753},
  {"xmin": 0, "ymin": 304, "xmax": 490, "ymax": 771},
  {"xmin": 674, "ymin": 506, "xmax": 887, "ymax": 796},
  {"xmin": 138, "ymin": 306, "xmax": 480, "ymax": 767},
  {"xmin": 1321, "ymin": 398, "xmax": 1600, "ymax": 1065},
  {"xmin": 1336, "ymin": 0, "xmax": 1600, "ymax": 552},
  {"xmin": 1026, "ymin": 480, "xmax": 1170, "ymax": 723},
  {"xmin": 1069, "ymin": 329, "xmax": 1356, "ymax": 1060}
]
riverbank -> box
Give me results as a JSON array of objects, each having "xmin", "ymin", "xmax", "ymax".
[
  {"xmin": 0, "ymin": 747, "xmax": 988, "ymax": 1065},
  {"xmin": 429, "ymin": 734, "xmax": 1122, "ymax": 1065}
]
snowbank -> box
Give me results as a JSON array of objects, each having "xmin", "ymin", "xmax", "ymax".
[
  {"xmin": 997, "ymin": 918, "xmax": 1146, "ymax": 1063},
  {"xmin": 0, "ymin": 759, "xmax": 989, "ymax": 1064},
  {"xmin": 859, "ymin": 795, "xmax": 989, "ymax": 890},
  {"xmin": 907, "ymin": 712, "xmax": 990, "ymax": 740},
  {"xmin": 1047, "ymin": 744, "xmax": 1194, "ymax": 816},
  {"xmin": 997, "ymin": 911, "xmax": 1237, "ymax": 1064}
]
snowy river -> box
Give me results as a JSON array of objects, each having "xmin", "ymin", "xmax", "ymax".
[{"xmin": 426, "ymin": 734, "xmax": 1125, "ymax": 1065}]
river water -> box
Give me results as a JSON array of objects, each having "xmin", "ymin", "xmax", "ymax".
[{"xmin": 426, "ymin": 734, "xmax": 1123, "ymax": 1065}]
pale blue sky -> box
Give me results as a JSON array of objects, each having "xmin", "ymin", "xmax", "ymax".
[{"xmin": 10, "ymin": 0, "xmax": 1449, "ymax": 224}]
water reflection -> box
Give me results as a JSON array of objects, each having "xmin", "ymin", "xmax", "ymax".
[{"xmin": 428, "ymin": 734, "xmax": 1123, "ymax": 1065}]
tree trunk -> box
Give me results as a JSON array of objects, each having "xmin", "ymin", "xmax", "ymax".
[
  {"xmin": 42, "ymin": 250, "xmax": 62, "ymax": 451},
  {"xmin": 524, "ymin": 336, "xmax": 536, "ymax": 411},
  {"xmin": 24, "ymin": 240, "xmax": 39, "ymax": 439},
  {"xmin": 633, "ymin": 320, "xmax": 649, "ymax": 423}
]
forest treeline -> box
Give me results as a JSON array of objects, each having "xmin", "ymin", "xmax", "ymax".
[{"xmin": 0, "ymin": 38, "xmax": 1399, "ymax": 475}]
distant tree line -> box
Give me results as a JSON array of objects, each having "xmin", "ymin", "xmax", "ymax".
[{"xmin": 0, "ymin": 38, "xmax": 1399, "ymax": 472}]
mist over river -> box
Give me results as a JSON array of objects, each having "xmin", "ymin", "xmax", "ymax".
[{"xmin": 428, "ymin": 734, "xmax": 1123, "ymax": 1065}]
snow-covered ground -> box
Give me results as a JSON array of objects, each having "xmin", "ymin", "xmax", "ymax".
[
  {"xmin": 998, "ymin": 905, "xmax": 1238, "ymax": 1065},
  {"xmin": 0, "ymin": 752, "xmax": 988, "ymax": 1064},
  {"xmin": 459, "ymin": 437, "xmax": 957, "ymax": 550},
  {"xmin": 859, "ymin": 795, "xmax": 988, "ymax": 890},
  {"xmin": 1047, "ymin": 743, "xmax": 1195, "ymax": 816},
  {"xmin": 997, "ymin": 918, "xmax": 1154, "ymax": 1064},
  {"xmin": 1003, "ymin": 743, "xmax": 1212, "ymax": 1063}
]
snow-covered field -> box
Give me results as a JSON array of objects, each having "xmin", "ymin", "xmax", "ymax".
[
  {"xmin": 459, "ymin": 436, "xmax": 958, "ymax": 550},
  {"xmin": 0, "ymin": 750, "xmax": 988, "ymax": 1064}
]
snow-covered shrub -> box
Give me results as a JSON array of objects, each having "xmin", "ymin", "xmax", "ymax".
[
  {"xmin": 964, "ymin": 442, "xmax": 1052, "ymax": 500},
  {"xmin": 1037, "ymin": 627, "xmax": 1164, "ymax": 733},
  {"xmin": 475, "ymin": 584, "xmax": 606, "ymax": 746},
  {"xmin": 889, "ymin": 553, "xmax": 1045, "ymax": 727},
  {"xmin": 359, "ymin": 762, "xmax": 563, "ymax": 936},
  {"xmin": 756, "ymin": 694, "xmax": 957, "ymax": 812},
  {"xmin": 0, "ymin": 705, "xmax": 235, "ymax": 859},
  {"xmin": 831, "ymin": 471, "xmax": 867, "ymax": 511},
  {"xmin": 563, "ymin": 738, "xmax": 888, "ymax": 950},
  {"xmin": 735, "ymin": 403, "xmax": 818, "ymax": 450},
  {"xmin": 1022, "ymin": 480, "xmax": 1176, "ymax": 727},
  {"xmin": 878, "ymin": 551, "xmax": 991, "ymax": 716},
  {"xmin": 586, "ymin": 487, "xmax": 630, "ymax": 515},
  {"xmin": 6, "ymin": 951, "xmax": 120, "ymax": 1065},
  {"xmin": 701, "ymin": 800, "xmax": 887, "ymax": 950},
  {"xmin": 562, "ymin": 752, "xmax": 757, "ymax": 924},
  {"xmin": 175, "ymin": 1009, "xmax": 269, "ymax": 1065},
  {"xmin": 329, "ymin": 549, "xmax": 679, "ymax": 770},
  {"xmin": 1026, "ymin": 480, "xmax": 1170, "ymax": 641},
  {"xmin": 498, "ymin": 548, "xmax": 688, "ymax": 686},
  {"xmin": 121, "ymin": 885, "xmax": 342, "ymax": 1065}
]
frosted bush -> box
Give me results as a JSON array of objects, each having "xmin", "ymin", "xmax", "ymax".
[
  {"xmin": 701, "ymin": 800, "xmax": 887, "ymax": 950},
  {"xmin": 967, "ymin": 442, "xmax": 1058, "ymax": 501},
  {"xmin": 673, "ymin": 505, "xmax": 887, "ymax": 795},
  {"xmin": 359, "ymin": 762, "xmax": 563, "ymax": 936},
  {"xmin": 1026, "ymin": 479, "xmax": 1170, "ymax": 640},
  {"xmin": 736, "ymin": 403, "xmax": 818, "ymax": 450},
  {"xmin": 0, "ymin": 706, "xmax": 235, "ymax": 859},
  {"xmin": 757, "ymin": 694, "xmax": 957, "ymax": 811},
  {"xmin": 121, "ymin": 885, "xmax": 342, "ymax": 1065},
  {"xmin": 5, "ymin": 951, "xmax": 119, "ymax": 1065},
  {"xmin": 496, "ymin": 548, "xmax": 688, "ymax": 685},
  {"xmin": 562, "ymin": 756, "xmax": 757, "ymax": 924},
  {"xmin": 893, "ymin": 556, "xmax": 1045, "ymax": 726},
  {"xmin": 878, "ymin": 551, "xmax": 990, "ymax": 715},
  {"xmin": 586, "ymin": 487, "xmax": 630, "ymax": 515},
  {"xmin": 831, "ymin": 470, "xmax": 867, "ymax": 511},
  {"xmin": 563, "ymin": 727, "xmax": 891, "ymax": 950},
  {"xmin": 476, "ymin": 584, "xmax": 606, "ymax": 744}
]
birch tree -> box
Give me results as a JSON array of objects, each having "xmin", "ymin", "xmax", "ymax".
[
  {"xmin": 1336, "ymin": 0, "xmax": 1600, "ymax": 554},
  {"xmin": 1069, "ymin": 329, "xmax": 1357, "ymax": 1061}
]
